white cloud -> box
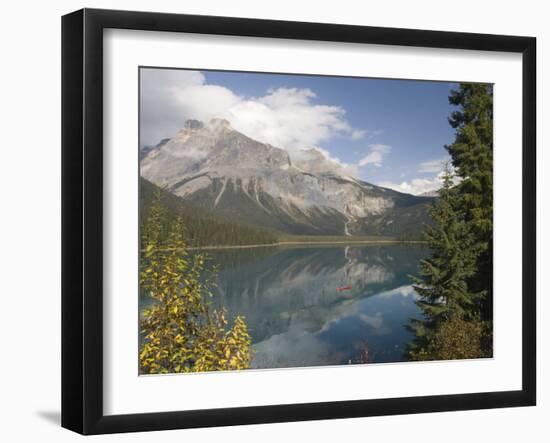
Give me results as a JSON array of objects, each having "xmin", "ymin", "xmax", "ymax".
[
  {"xmin": 140, "ymin": 69, "xmax": 206, "ymax": 146},
  {"xmin": 351, "ymin": 129, "xmax": 367, "ymax": 140},
  {"xmin": 380, "ymin": 169, "xmax": 461, "ymax": 196},
  {"xmin": 418, "ymin": 158, "xmax": 448, "ymax": 173},
  {"xmin": 379, "ymin": 176, "xmax": 443, "ymax": 195},
  {"xmin": 358, "ymin": 128, "xmax": 383, "ymax": 139},
  {"xmin": 173, "ymin": 84, "xmax": 241, "ymax": 121},
  {"xmin": 358, "ymin": 144, "xmax": 392, "ymax": 167},
  {"xmin": 377, "ymin": 156, "xmax": 458, "ymax": 196},
  {"xmin": 292, "ymin": 147, "xmax": 359, "ymax": 177},
  {"xmin": 140, "ymin": 69, "xmax": 370, "ymax": 178},
  {"xmin": 229, "ymin": 87, "xmax": 354, "ymax": 152}
]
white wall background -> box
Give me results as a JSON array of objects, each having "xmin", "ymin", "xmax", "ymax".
[{"xmin": 0, "ymin": 0, "xmax": 546, "ymax": 441}]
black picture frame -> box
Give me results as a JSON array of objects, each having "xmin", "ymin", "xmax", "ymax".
[{"xmin": 61, "ymin": 8, "xmax": 536, "ymax": 435}]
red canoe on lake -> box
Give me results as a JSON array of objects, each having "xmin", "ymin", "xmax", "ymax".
[{"xmin": 336, "ymin": 285, "xmax": 352, "ymax": 292}]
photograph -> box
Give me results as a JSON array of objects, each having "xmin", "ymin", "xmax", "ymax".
[
  {"xmin": 138, "ymin": 67, "xmax": 494, "ymax": 374},
  {"xmin": 0, "ymin": 0, "xmax": 543, "ymax": 439}
]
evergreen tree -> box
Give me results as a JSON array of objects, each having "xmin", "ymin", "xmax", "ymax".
[
  {"xmin": 408, "ymin": 165, "xmax": 484, "ymax": 360},
  {"xmin": 447, "ymin": 83, "xmax": 493, "ymax": 320},
  {"xmin": 139, "ymin": 193, "xmax": 252, "ymax": 374},
  {"xmin": 408, "ymin": 83, "xmax": 494, "ymax": 361},
  {"xmin": 413, "ymin": 165, "xmax": 483, "ymax": 316}
]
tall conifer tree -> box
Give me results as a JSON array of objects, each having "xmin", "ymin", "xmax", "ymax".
[
  {"xmin": 408, "ymin": 83, "xmax": 494, "ymax": 360},
  {"xmin": 408, "ymin": 165, "xmax": 483, "ymax": 360},
  {"xmin": 446, "ymin": 83, "xmax": 493, "ymax": 320}
]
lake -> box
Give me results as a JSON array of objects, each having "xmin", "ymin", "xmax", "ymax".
[{"xmin": 202, "ymin": 244, "xmax": 429, "ymax": 369}]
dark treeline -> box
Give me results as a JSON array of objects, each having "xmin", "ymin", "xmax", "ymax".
[
  {"xmin": 140, "ymin": 178, "xmax": 278, "ymax": 248},
  {"xmin": 408, "ymin": 83, "xmax": 493, "ymax": 361}
]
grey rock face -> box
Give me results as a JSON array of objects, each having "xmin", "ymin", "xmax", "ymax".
[{"xmin": 140, "ymin": 119, "xmax": 431, "ymax": 236}]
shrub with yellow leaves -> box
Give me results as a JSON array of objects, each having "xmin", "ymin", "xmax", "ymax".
[{"xmin": 139, "ymin": 191, "xmax": 252, "ymax": 374}]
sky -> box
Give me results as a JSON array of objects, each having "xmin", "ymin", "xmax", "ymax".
[{"xmin": 140, "ymin": 67, "xmax": 460, "ymax": 195}]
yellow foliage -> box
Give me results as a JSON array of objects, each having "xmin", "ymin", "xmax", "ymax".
[{"xmin": 139, "ymin": 192, "xmax": 252, "ymax": 374}]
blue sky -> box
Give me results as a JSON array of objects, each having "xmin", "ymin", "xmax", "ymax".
[{"xmin": 140, "ymin": 67, "xmax": 459, "ymax": 194}]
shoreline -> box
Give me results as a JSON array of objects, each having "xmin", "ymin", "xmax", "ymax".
[
  {"xmin": 141, "ymin": 240, "xmax": 428, "ymax": 253},
  {"xmin": 185, "ymin": 240, "xmax": 427, "ymax": 251}
]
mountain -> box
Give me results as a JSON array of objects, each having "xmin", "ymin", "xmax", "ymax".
[
  {"xmin": 139, "ymin": 138, "xmax": 170, "ymax": 161},
  {"xmin": 140, "ymin": 119, "xmax": 433, "ymax": 238},
  {"xmin": 419, "ymin": 190, "xmax": 440, "ymax": 197}
]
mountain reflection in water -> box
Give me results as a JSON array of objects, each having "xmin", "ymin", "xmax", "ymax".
[{"xmin": 205, "ymin": 244, "xmax": 428, "ymax": 368}]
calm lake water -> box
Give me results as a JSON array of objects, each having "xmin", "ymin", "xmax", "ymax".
[{"xmin": 202, "ymin": 244, "xmax": 429, "ymax": 369}]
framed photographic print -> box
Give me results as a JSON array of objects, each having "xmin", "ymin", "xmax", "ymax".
[{"xmin": 61, "ymin": 8, "xmax": 536, "ymax": 435}]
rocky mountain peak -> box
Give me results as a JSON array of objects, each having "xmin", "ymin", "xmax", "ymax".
[
  {"xmin": 208, "ymin": 118, "xmax": 232, "ymax": 129},
  {"xmin": 183, "ymin": 119, "xmax": 204, "ymax": 130},
  {"xmin": 181, "ymin": 118, "xmax": 232, "ymax": 132},
  {"xmin": 140, "ymin": 122, "xmax": 432, "ymax": 237},
  {"xmin": 175, "ymin": 119, "xmax": 234, "ymax": 140}
]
